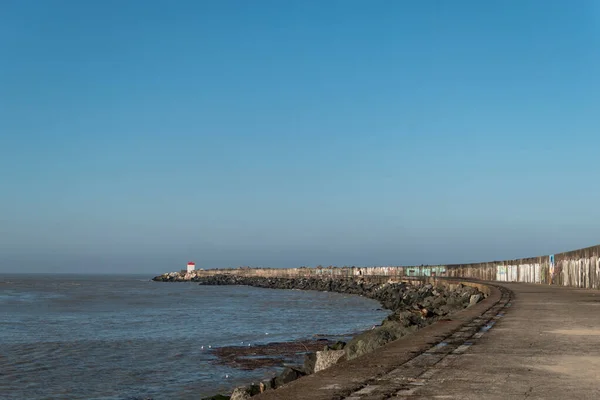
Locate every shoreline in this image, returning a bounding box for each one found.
[154,274,486,399]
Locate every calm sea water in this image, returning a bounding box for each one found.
[0,274,388,399]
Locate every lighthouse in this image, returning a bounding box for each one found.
[186,262,196,273]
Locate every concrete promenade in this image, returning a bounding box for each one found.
[412,283,600,400]
[256,282,600,399]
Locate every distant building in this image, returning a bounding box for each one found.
[187,262,196,273]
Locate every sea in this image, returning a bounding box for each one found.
[0,274,389,400]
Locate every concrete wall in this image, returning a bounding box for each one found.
[444,244,600,289]
[188,244,600,289]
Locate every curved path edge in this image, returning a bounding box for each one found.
[255,279,512,400]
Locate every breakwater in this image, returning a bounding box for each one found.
[154,243,600,289]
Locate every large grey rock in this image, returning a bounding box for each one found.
[271,367,306,389]
[436,304,452,315]
[303,352,317,375]
[314,350,346,373]
[230,387,250,400]
[345,323,417,360]
[230,384,261,400]
[384,310,420,327]
[326,340,346,351]
[469,294,483,306]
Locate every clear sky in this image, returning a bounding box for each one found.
[1,1,599,274]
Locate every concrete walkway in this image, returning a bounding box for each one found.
[409,283,600,400]
[256,283,600,399]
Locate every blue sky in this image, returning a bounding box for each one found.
[1,1,599,274]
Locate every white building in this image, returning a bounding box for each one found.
[187,262,196,273]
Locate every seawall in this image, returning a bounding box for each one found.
[156,243,600,289]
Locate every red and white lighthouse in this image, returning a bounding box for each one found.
[186,262,196,273]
